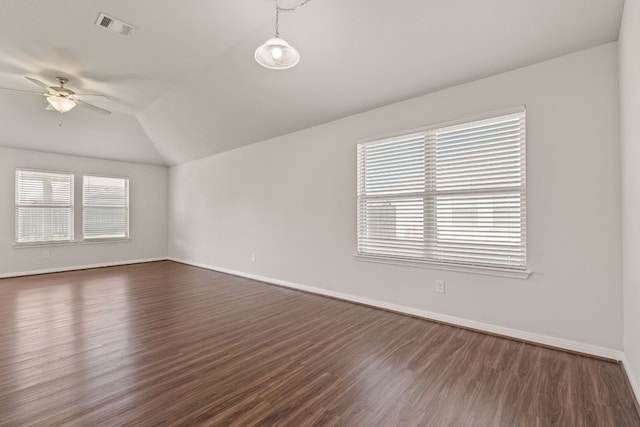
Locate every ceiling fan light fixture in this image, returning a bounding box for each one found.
[47,95,76,113]
[255,37,300,70]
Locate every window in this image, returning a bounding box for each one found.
[15,169,74,244]
[357,109,526,271]
[83,175,129,240]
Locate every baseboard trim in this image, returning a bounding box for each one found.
[622,355,640,417]
[168,257,624,362]
[0,257,168,279]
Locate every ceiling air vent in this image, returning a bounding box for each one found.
[95,13,136,37]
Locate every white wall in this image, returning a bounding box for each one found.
[169,43,622,352]
[0,147,168,275]
[620,0,640,398]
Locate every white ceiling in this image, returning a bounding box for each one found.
[0,0,625,166]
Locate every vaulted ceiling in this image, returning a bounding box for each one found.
[0,0,625,166]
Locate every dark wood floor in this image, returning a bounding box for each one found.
[0,261,638,426]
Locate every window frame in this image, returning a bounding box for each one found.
[14,168,75,246]
[81,174,131,242]
[355,107,530,279]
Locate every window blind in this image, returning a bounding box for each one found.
[15,169,74,243]
[83,175,129,239]
[357,110,526,270]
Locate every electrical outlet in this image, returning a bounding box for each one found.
[435,279,445,294]
[251,253,256,263]
[43,251,50,259]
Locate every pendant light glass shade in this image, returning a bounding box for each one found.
[47,95,76,113]
[255,37,300,70]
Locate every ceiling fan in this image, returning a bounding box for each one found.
[0,76,111,115]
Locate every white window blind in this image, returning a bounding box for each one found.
[357,110,526,270]
[83,175,129,240]
[15,169,74,243]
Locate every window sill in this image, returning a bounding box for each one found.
[13,238,132,248]
[81,238,131,245]
[354,253,531,279]
[13,241,77,249]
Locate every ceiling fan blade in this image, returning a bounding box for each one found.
[75,99,111,115]
[25,76,51,89]
[74,94,111,102]
[0,87,46,95]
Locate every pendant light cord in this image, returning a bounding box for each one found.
[278,0,312,12]
[274,0,312,37]
[275,0,280,37]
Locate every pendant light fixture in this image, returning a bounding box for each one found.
[255,0,311,70]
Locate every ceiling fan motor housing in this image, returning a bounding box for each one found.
[52,87,74,96]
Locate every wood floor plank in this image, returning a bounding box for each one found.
[0,260,638,426]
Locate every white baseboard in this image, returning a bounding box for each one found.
[0,257,168,279]
[168,257,624,361]
[622,355,640,410]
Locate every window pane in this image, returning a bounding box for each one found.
[83,176,129,239]
[15,169,74,243]
[358,197,425,258]
[83,207,129,239]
